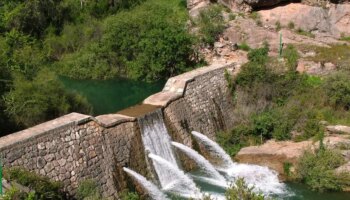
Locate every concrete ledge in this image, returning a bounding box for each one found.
[144,62,236,107]
[143,91,182,107]
[95,114,136,128]
[0,113,92,149]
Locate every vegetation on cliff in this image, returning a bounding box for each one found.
[219,44,350,156]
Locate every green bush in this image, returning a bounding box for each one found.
[283,44,299,70]
[4,167,66,200]
[225,178,265,200]
[237,42,251,51]
[196,4,225,46]
[217,125,261,156]
[76,179,101,200]
[4,69,92,127]
[324,72,350,110]
[59,0,197,81]
[2,187,27,200]
[119,191,140,200]
[297,148,350,192]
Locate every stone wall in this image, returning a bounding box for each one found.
[163,66,236,146]
[0,62,237,199]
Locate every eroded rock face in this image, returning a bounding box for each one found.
[258,3,350,38]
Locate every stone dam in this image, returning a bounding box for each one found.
[0,62,238,199]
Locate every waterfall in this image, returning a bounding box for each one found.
[125,109,289,199]
[138,109,178,189]
[138,109,177,165]
[123,167,169,200]
[138,110,201,198]
[191,131,288,195]
[148,153,201,198]
[191,131,235,169]
[171,142,227,184]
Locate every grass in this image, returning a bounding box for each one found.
[298,44,350,71]
[296,28,315,38]
[340,36,350,42]
[237,42,251,51]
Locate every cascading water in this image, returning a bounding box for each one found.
[171,142,227,186]
[191,131,235,169]
[123,167,169,200]
[138,109,201,198]
[124,110,289,199]
[148,154,201,198]
[191,131,288,196]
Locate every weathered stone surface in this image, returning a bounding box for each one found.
[327,125,350,134]
[236,135,350,178]
[258,3,350,38]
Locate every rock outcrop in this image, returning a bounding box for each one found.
[258,3,350,38]
[235,134,350,179]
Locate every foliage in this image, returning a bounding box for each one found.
[283,162,293,177]
[59,0,197,81]
[296,28,315,38]
[225,178,265,200]
[0,0,198,134]
[275,21,281,31]
[297,148,350,192]
[3,167,66,200]
[4,69,92,127]
[217,125,259,157]
[324,72,350,110]
[2,0,69,37]
[283,44,299,70]
[2,187,27,200]
[237,42,251,51]
[196,4,225,46]
[219,44,350,152]
[119,190,140,200]
[288,21,295,29]
[299,44,350,70]
[76,179,101,200]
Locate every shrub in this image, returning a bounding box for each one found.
[282,44,299,70]
[3,167,66,200]
[76,179,101,200]
[60,0,197,81]
[4,69,92,127]
[196,4,225,46]
[2,187,28,200]
[275,21,281,31]
[297,148,350,192]
[296,28,315,38]
[288,21,295,29]
[237,42,251,51]
[324,72,350,110]
[252,111,275,140]
[119,191,140,200]
[225,178,265,200]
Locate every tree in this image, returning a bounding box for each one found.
[4,69,92,127]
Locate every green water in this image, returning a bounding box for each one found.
[60,77,165,115]
[194,179,350,200]
[285,183,350,200]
